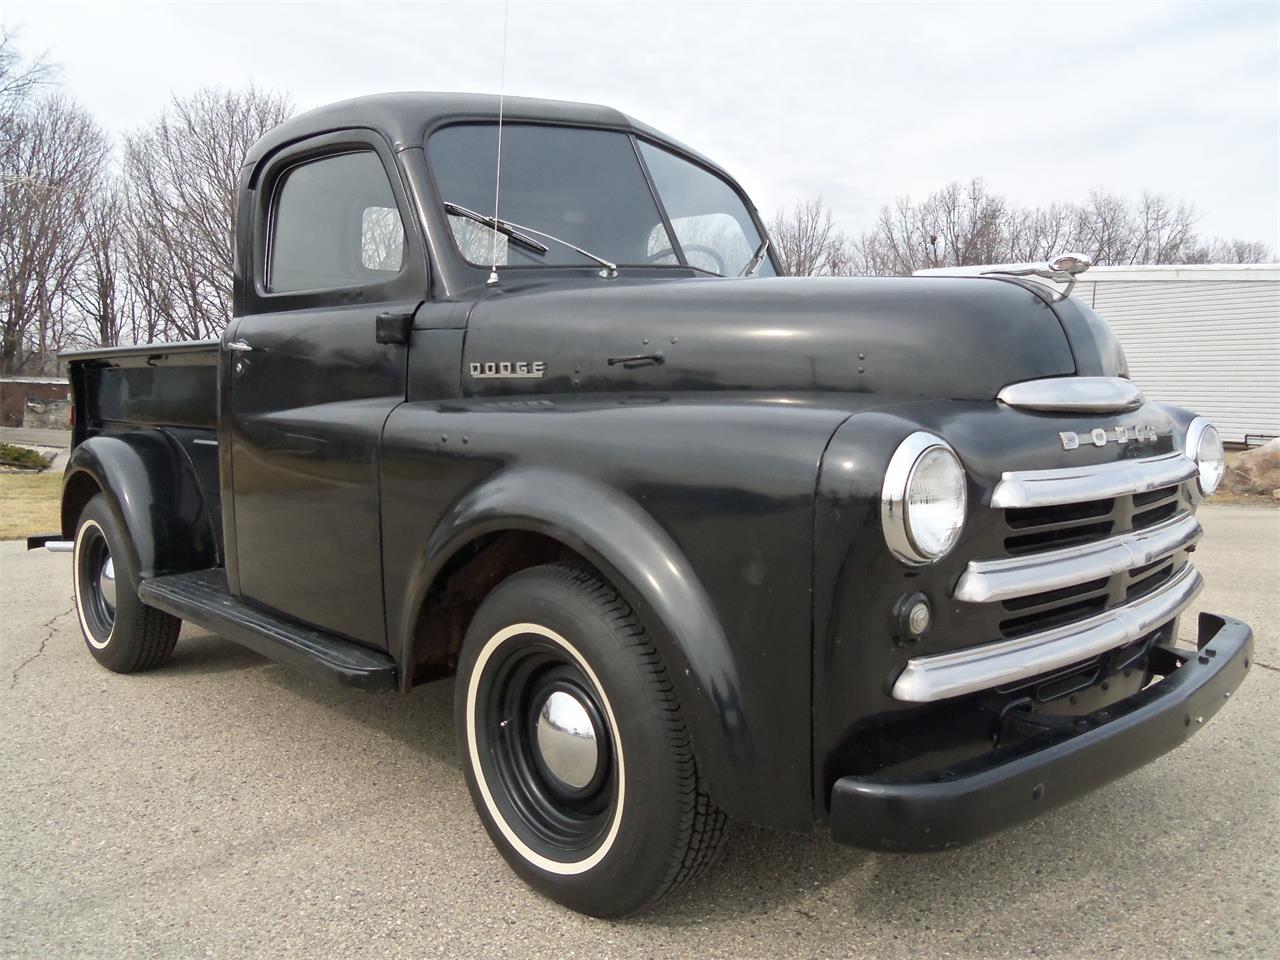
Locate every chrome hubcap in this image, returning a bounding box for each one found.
[534,689,600,790]
[98,556,116,613]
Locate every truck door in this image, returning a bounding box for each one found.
[223,132,426,648]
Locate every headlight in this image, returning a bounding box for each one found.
[881,433,967,565]
[1186,417,1224,496]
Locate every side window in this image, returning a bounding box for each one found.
[268,151,406,293]
[638,141,775,277]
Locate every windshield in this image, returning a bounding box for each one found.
[428,123,773,277]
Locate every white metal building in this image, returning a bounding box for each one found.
[917,264,1280,445]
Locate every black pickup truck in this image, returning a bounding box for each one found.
[32,93,1253,917]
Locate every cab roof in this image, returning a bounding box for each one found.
[243,91,728,181]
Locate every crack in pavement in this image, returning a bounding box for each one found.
[1253,660,1280,674]
[9,596,75,689]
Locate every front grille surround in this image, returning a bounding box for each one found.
[892,453,1203,703]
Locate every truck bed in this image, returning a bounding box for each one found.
[62,339,220,434]
[62,338,223,564]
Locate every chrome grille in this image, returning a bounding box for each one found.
[1132,485,1181,529]
[986,469,1194,639]
[894,453,1203,703]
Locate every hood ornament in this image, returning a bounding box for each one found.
[982,252,1093,297]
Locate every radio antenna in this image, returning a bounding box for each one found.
[487,0,511,286]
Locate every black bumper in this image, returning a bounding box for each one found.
[830,612,1254,851]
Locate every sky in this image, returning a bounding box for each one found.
[4,0,1278,248]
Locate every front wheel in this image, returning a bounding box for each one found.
[455,563,726,917]
[73,493,181,673]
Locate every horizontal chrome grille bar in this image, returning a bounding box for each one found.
[998,376,1144,413]
[991,452,1197,509]
[955,512,1201,603]
[893,562,1202,702]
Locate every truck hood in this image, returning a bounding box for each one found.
[462,274,1119,400]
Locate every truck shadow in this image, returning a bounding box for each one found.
[644,754,1259,929]
[162,629,269,675]
[164,628,461,763]
[159,629,1261,930]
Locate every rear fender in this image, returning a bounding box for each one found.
[61,433,219,585]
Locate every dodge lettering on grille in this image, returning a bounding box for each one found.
[1060,424,1158,450]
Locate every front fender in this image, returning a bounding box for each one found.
[396,466,752,797]
[62,433,219,584]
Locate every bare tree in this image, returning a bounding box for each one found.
[1006,202,1077,263]
[122,86,291,341]
[841,180,1010,276]
[768,198,847,276]
[822,180,1273,277]
[929,179,1009,267]
[1197,238,1274,265]
[1128,192,1198,264]
[0,28,56,128]
[1,30,64,372]
[1,92,110,373]
[4,48,293,357]
[63,180,133,349]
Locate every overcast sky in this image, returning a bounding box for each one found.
[5,1,1278,248]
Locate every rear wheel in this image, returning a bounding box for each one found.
[455,563,726,917]
[73,493,181,673]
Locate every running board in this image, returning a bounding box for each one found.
[138,569,397,691]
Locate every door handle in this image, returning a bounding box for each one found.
[606,352,664,369]
[224,340,253,353]
[375,311,415,345]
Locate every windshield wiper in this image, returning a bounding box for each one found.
[443,202,549,256]
[442,201,618,280]
[740,237,770,277]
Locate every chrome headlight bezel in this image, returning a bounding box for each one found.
[1185,416,1224,496]
[881,432,968,565]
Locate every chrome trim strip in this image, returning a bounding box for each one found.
[893,562,1202,702]
[955,512,1202,603]
[991,452,1197,509]
[44,540,74,553]
[997,376,1143,413]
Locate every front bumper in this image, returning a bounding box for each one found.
[830,612,1253,851]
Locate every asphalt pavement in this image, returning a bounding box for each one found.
[0,427,71,449]
[1,505,1277,959]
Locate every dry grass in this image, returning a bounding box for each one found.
[0,470,63,540]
